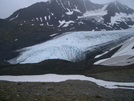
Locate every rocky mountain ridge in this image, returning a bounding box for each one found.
[6,0,134,31]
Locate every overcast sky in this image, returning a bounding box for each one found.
[0,0,134,19]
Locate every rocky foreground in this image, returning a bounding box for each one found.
[0,80,134,101]
[0,65,134,101]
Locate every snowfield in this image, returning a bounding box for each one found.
[78,4,108,23]
[111,12,134,26]
[95,36,134,66]
[0,74,134,90]
[8,29,134,64]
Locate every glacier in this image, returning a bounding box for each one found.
[8,29,134,64]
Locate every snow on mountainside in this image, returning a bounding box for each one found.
[94,36,134,66]
[6,0,134,31]
[8,29,134,64]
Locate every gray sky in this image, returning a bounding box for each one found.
[0,0,134,19]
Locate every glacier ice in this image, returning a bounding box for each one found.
[8,29,134,64]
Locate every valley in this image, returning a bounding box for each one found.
[0,0,134,100]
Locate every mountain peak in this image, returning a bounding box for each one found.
[6,0,134,31]
[114,0,120,3]
[105,0,134,16]
[113,0,125,7]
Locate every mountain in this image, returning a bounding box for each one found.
[103,1,134,29]
[6,0,134,31]
[1,0,134,64]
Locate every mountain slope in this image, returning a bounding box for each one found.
[103,1,134,30]
[0,19,59,63]
[95,36,134,66]
[6,0,134,31]
[6,0,102,30]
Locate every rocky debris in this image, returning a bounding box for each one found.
[0,80,134,101]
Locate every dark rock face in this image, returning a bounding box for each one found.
[103,1,134,23]
[6,0,134,31]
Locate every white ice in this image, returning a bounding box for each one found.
[8,29,134,64]
[0,74,134,90]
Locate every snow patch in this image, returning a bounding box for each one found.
[36,18,39,21]
[62,21,74,27]
[40,17,43,22]
[40,23,44,26]
[95,51,108,59]
[112,37,134,57]
[46,22,53,26]
[79,10,107,19]
[111,13,134,25]
[95,36,134,66]
[78,21,84,25]
[44,16,47,20]
[66,8,74,15]
[56,0,60,5]
[73,5,82,13]
[51,12,54,16]
[0,74,134,90]
[31,19,35,21]
[68,1,71,6]
[58,20,74,27]
[10,13,20,21]
[78,4,108,19]
[15,39,18,41]
[48,15,51,20]
[59,0,66,10]
[58,20,66,27]
[50,33,58,37]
